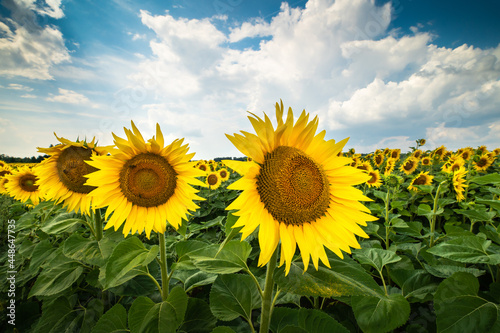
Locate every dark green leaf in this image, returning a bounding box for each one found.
[469,173,500,185]
[91,303,128,333]
[353,248,401,272]
[193,240,251,274]
[352,294,411,333]
[434,272,499,333]
[427,236,500,265]
[63,234,104,266]
[180,298,217,333]
[31,297,72,333]
[209,274,261,321]
[40,212,85,234]
[29,260,84,297]
[454,208,494,222]
[423,263,485,278]
[297,308,349,333]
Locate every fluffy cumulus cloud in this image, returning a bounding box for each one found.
[129,0,500,156]
[46,88,99,108]
[0,0,69,80]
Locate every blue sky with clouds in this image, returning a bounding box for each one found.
[1,0,500,160]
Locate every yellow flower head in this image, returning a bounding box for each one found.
[366,170,382,188]
[218,168,230,181]
[85,121,206,238]
[453,166,468,201]
[408,171,434,191]
[37,135,111,214]
[5,166,44,205]
[224,101,376,274]
[206,172,222,190]
[400,157,419,175]
[390,149,401,160]
[373,153,385,168]
[474,153,494,172]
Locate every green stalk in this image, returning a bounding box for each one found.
[159,232,169,301]
[384,189,391,250]
[94,208,103,241]
[259,249,278,333]
[430,181,445,248]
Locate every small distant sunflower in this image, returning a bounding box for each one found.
[383,148,391,156]
[453,166,468,202]
[493,148,500,156]
[225,101,376,274]
[432,145,446,159]
[0,177,9,193]
[206,172,222,190]
[0,161,7,168]
[350,155,361,167]
[442,157,464,174]
[373,153,384,168]
[390,149,401,160]
[412,149,423,159]
[197,162,209,173]
[356,161,372,173]
[408,171,433,191]
[366,170,382,188]
[0,166,12,178]
[477,145,488,154]
[417,139,426,146]
[37,135,111,214]
[400,157,419,175]
[460,148,474,161]
[218,168,230,181]
[421,156,431,166]
[384,158,396,176]
[85,122,205,237]
[5,166,43,205]
[474,154,494,172]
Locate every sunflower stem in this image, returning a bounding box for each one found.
[384,189,391,250]
[259,248,278,333]
[94,208,103,241]
[430,181,445,248]
[159,232,169,301]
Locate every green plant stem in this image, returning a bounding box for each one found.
[385,189,391,250]
[159,232,169,301]
[94,209,103,241]
[378,269,388,296]
[246,268,264,298]
[146,272,162,296]
[259,248,278,333]
[430,181,445,248]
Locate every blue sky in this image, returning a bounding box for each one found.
[1,0,500,160]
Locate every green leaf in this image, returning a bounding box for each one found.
[297,308,349,333]
[29,240,55,274]
[423,263,485,278]
[353,248,401,272]
[210,328,237,333]
[40,212,85,234]
[29,260,84,297]
[427,236,500,265]
[352,294,411,333]
[180,298,217,333]
[390,269,438,301]
[469,173,500,185]
[270,307,299,333]
[91,304,128,333]
[209,274,261,321]
[454,208,494,222]
[128,297,155,333]
[274,255,383,298]
[476,198,500,212]
[193,240,251,274]
[31,297,72,333]
[434,272,499,333]
[101,236,158,289]
[63,234,104,266]
[417,204,443,221]
[184,271,217,292]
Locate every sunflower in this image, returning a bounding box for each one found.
[85,121,206,238]
[36,135,111,214]
[421,156,431,166]
[0,177,9,193]
[408,171,433,191]
[460,148,474,161]
[432,145,446,159]
[477,145,488,154]
[366,170,382,188]
[390,149,401,160]
[400,157,419,175]
[383,148,391,156]
[494,148,500,156]
[224,101,376,274]
[372,153,384,168]
[384,158,396,176]
[218,168,230,181]
[0,166,12,178]
[442,157,464,174]
[474,154,494,172]
[197,162,209,173]
[356,161,372,173]
[418,139,426,146]
[412,149,423,159]
[206,172,222,190]
[453,166,468,202]
[5,166,43,205]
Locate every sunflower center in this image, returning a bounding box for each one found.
[414,175,427,185]
[57,146,97,193]
[220,170,227,178]
[207,174,219,186]
[368,172,377,184]
[19,174,39,192]
[404,161,415,170]
[119,153,177,207]
[256,146,330,226]
[375,155,383,164]
[477,158,487,167]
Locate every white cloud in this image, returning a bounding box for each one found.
[0,0,69,80]
[46,88,97,107]
[2,83,33,91]
[20,93,37,98]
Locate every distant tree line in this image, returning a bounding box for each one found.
[0,154,48,163]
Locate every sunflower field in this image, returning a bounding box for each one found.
[1,102,500,333]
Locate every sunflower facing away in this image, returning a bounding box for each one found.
[5,166,44,206]
[453,166,468,201]
[224,101,376,274]
[85,122,206,238]
[37,135,110,214]
[408,171,434,191]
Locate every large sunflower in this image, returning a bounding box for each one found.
[5,166,43,205]
[474,154,494,172]
[224,102,376,274]
[37,135,111,214]
[85,122,205,238]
